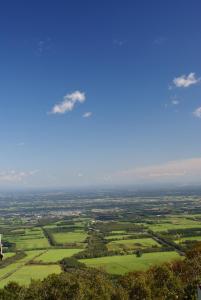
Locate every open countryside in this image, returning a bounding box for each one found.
[1,192,201,286]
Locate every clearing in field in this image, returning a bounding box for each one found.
[53,231,87,245]
[80,251,180,274]
[0,265,61,287]
[107,238,161,251]
[34,248,81,263]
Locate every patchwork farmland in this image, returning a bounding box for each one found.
[1,192,201,286]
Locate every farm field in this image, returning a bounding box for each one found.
[4,228,50,250]
[34,248,81,263]
[148,223,201,232]
[1,192,201,290]
[107,238,161,251]
[105,234,132,240]
[0,250,44,280]
[147,216,201,232]
[175,236,201,243]
[111,231,127,234]
[3,253,15,259]
[0,265,61,287]
[53,231,87,244]
[80,251,180,274]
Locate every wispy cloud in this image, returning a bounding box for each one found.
[172,100,179,105]
[114,157,201,183]
[173,73,200,88]
[113,39,127,47]
[17,142,25,146]
[83,112,92,118]
[50,91,86,114]
[193,107,201,118]
[36,38,51,55]
[153,36,167,45]
[170,95,180,106]
[0,170,38,183]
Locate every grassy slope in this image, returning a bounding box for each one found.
[34,248,82,263]
[0,250,44,280]
[105,234,132,240]
[53,232,87,244]
[107,238,161,251]
[148,216,201,232]
[0,265,61,286]
[175,236,201,243]
[80,251,180,274]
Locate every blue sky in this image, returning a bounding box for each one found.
[1,0,201,188]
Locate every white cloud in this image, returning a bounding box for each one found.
[193,107,201,118]
[114,157,201,183]
[0,170,38,183]
[51,91,86,114]
[173,73,200,88]
[83,112,92,118]
[172,100,179,105]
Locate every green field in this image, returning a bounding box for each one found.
[3,253,15,260]
[34,248,81,263]
[80,251,180,274]
[105,234,132,240]
[0,250,44,282]
[53,231,87,244]
[0,265,61,287]
[0,213,199,286]
[111,230,127,234]
[4,228,50,250]
[148,216,201,232]
[107,238,160,251]
[175,236,201,243]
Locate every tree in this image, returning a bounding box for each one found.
[147,264,184,300]
[119,271,151,300]
[60,257,86,271]
[0,282,25,300]
[136,250,142,258]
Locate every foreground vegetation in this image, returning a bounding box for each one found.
[1,244,201,299]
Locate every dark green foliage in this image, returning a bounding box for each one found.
[147,265,184,299]
[135,250,142,257]
[119,272,151,300]
[60,257,86,271]
[0,270,121,300]
[42,227,56,246]
[74,232,112,259]
[0,282,25,300]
